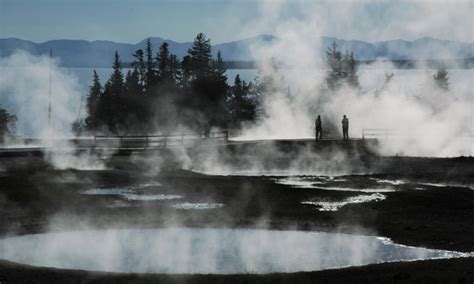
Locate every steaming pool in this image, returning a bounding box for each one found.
[0,228,468,274]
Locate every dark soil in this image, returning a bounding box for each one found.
[0,141,473,283]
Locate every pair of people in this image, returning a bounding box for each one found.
[315,115,349,140]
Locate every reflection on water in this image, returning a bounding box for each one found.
[275,177,396,192]
[0,228,468,274]
[123,194,182,201]
[302,193,386,211]
[82,187,131,195]
[82,184,181,201]
[275,177,327,188]
[172,203,225,210]
[372,178,405,185]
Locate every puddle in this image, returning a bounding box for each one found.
[172,203,224,210]
[372,178,405,185]
[417,182,474,191]
[275,177,327,188]
[302,193,386,211]
[419,182,449,188]
[312,186,396,193]
[124,194,182,201]
[82,184,181,201]
[276,178,395,193]
[0,228,468,274]
[82,187,132,196]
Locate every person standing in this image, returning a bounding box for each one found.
[315,115,322,140]
[342,115,349,140]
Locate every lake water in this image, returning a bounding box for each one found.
[63,67,258,91]
[0,228,467,274]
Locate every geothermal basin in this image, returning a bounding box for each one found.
[0,228,468,274]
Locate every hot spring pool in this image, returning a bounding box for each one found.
[0,228,467,274]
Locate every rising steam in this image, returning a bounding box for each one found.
[237,0,473,157]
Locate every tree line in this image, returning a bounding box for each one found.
[75,33,258,136]
[1,37,451,142]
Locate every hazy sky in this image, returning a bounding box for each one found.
[0,0,472,43]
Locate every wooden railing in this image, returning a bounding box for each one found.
[92,130,229,149]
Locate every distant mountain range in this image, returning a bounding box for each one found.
[0,35,472,68]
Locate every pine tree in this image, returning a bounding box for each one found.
[122,68,144,132]
[0,106,16,143]
[85,70,102,131]
[212,50,227,83]
[157,42,171,82]
[181,34,223,130]
[180,55,193,88]
[132,49,146,88]
[102,51,125,132]
[144,38,157,88]
[169,54,181,84]
[433,66,449,91]
[325,41,343,91]
[227,74,256,128]
[187,33,212,79]
[325,41,359,90]
[342,51,359,88]
[208,50,229,127]
[107,51,124,96]
[125,68,141,96]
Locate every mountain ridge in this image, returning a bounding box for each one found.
[1,35,472,67]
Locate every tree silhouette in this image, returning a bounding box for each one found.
[85,70,102,131]
[144,38,157,88]
[227,74,257,128]
[101,51,125,132]
[157,42,172,82]
[80,33,268,136]
[132,49,146,89]
[0,106,16,143]
[187,33,212,79]
[433,66,449,91]
[325,41,359,90]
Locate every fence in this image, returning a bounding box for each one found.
[92,130,229,149]
[362,129,397,140]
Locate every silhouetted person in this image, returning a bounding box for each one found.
[315,115,322,140]
[342,115,349,140]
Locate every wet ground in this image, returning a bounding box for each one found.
[0,151,473,282]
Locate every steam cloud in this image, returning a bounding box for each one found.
[0,51,111,169]
[0,51,82,137]
[237,0,474,157]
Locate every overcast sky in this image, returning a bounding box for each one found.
[1,0,472,44]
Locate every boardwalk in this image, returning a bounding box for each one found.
[0,131,229,157]
[0,137,378,158]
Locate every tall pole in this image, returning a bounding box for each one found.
[48,49,52,131]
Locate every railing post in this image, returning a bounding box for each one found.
[164,136,167,148]
[224,130,228,143]
[181,134,184,145]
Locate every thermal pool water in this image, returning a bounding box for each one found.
[0,228,468,274]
